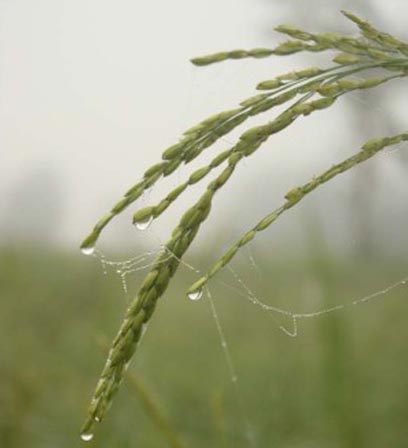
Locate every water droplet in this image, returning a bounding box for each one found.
[134,216,153,231]
[188,289,203,301]
[81,246,95,256]
[80,432,94,442]
[94,416,101,423]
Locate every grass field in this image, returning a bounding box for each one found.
[1,245,407,447]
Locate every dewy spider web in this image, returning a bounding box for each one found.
[94,249,174,296]
[85,233,408,447]
[225,264,408,338]
[90,238,408,340]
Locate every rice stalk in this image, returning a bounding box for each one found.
[80,12,407,440]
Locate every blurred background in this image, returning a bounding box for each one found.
[1,0,407,447]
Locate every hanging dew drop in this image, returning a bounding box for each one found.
[188,289,203,301]
[134,215,153,231]
[80,432,94,442]
[81,246,95,256]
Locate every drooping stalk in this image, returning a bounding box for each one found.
[80,12,408,440]
[187,132,408,296]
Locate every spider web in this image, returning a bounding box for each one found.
[83,226,407,448]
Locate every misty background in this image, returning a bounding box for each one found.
[1,2,408,447]
[1,0,407,258]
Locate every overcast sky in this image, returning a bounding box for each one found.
[1,0,407,257]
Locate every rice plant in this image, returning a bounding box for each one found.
[79,11,407,441]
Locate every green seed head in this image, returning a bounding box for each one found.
[144,162,165,178]
[162,143,185,160]
[333,53,361,65]
[189,167,211,184]
[256,79,283,90]
[187,277,208,297]
[274,24,313,41]
[273,40,307,55]
[191,52,229,66]
[240,93,268,107]
[249,48,274,58]
[132,207,155,225]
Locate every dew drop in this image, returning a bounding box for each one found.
[81,246,95,256]
[188,289,203,301]
[80,432,94,442]
[134,216,153,231]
